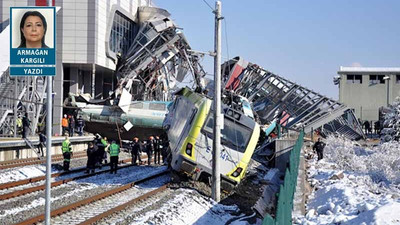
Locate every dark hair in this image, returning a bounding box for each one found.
[19,11,47,48]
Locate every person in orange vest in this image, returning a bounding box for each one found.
[62,114,69,136]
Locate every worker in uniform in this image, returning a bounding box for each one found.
[130,137,142,165]
[102,137,110,164]
[85,142,97,174]
[62,114,69,136]
[108,140,120,174]
[146,136,155,165]
[313,138,326,161]
[62,136,72,171]
[154,136,162,164]
[76,116,85,136]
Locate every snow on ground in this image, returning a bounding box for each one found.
[0,164,47,184]
[295,136,400,225]
[129,188,251,225]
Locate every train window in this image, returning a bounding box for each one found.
[203,115,252,153]
[167,98,196,150]
[149,103,166,111]
[131,102,143,109]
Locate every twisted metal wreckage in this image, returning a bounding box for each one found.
[68,7,364,141]
[67,7,206,139]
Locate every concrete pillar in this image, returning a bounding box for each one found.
[69,66,79,94]
[95,69,104,99]
[83,70,92,95]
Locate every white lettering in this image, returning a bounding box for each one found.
[17,49,48,56]
[20,58,45,64]
[23,68,43,75]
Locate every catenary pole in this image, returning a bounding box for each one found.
[212,0,222,202]
[45,1,53,224]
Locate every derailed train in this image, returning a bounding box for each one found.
[163,88,260,191]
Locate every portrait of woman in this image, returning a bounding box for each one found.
[18,11,49,48]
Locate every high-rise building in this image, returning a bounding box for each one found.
[0,0,152,135]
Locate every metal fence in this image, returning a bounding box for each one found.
[263,130,304,225]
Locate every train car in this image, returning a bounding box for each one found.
[75,100,171,140]
[163,88,260,191]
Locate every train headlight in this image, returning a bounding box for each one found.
[231,167,243,177]
[185,143,193,156]
[227,110,233,116]
[233,113,241,120]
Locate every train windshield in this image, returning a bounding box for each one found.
[203,115,252,153]
[167,97,197,151]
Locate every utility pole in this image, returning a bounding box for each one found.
[45,1,53,224]
[212,0,222,202]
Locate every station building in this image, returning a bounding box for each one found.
[336,67,400,122]
[0,0,152,135]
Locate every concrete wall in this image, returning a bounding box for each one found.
[275,138,297,173]
[59,0,149,70]
[0,140,90,161]
[339,73,400,121]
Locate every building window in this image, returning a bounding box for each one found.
[396,75,400,84]
[109,11,138,55]
[369,75,385,84]
[346,75,362,84]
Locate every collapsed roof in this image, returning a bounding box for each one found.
[113,7,205,113]
[221,57,365,140]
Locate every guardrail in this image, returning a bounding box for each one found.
[263,130,304,225]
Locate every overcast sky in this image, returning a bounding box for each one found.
[155,0,400,99]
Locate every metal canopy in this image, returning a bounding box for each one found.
[114,7,205,103]
[223,58,365,140]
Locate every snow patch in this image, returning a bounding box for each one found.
[296,136,400,225]
[0,165,46,184]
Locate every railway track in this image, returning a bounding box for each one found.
[0,158,137,200]
[0,152,87,170]
[0,155,160,199]
[16,170,170,225]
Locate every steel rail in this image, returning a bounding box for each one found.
[79,184,169,225]
[0,157,157,200]
[0,155,156,190]
[15,170,169,225]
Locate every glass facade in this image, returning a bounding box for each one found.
[109,11,138,55]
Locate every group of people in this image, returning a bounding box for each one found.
[60,128,170,172]
[362,120,381,135]
[85,134,120,174]
[62,114,85,137]
[130,135,169,166]
[61,134,120,174]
